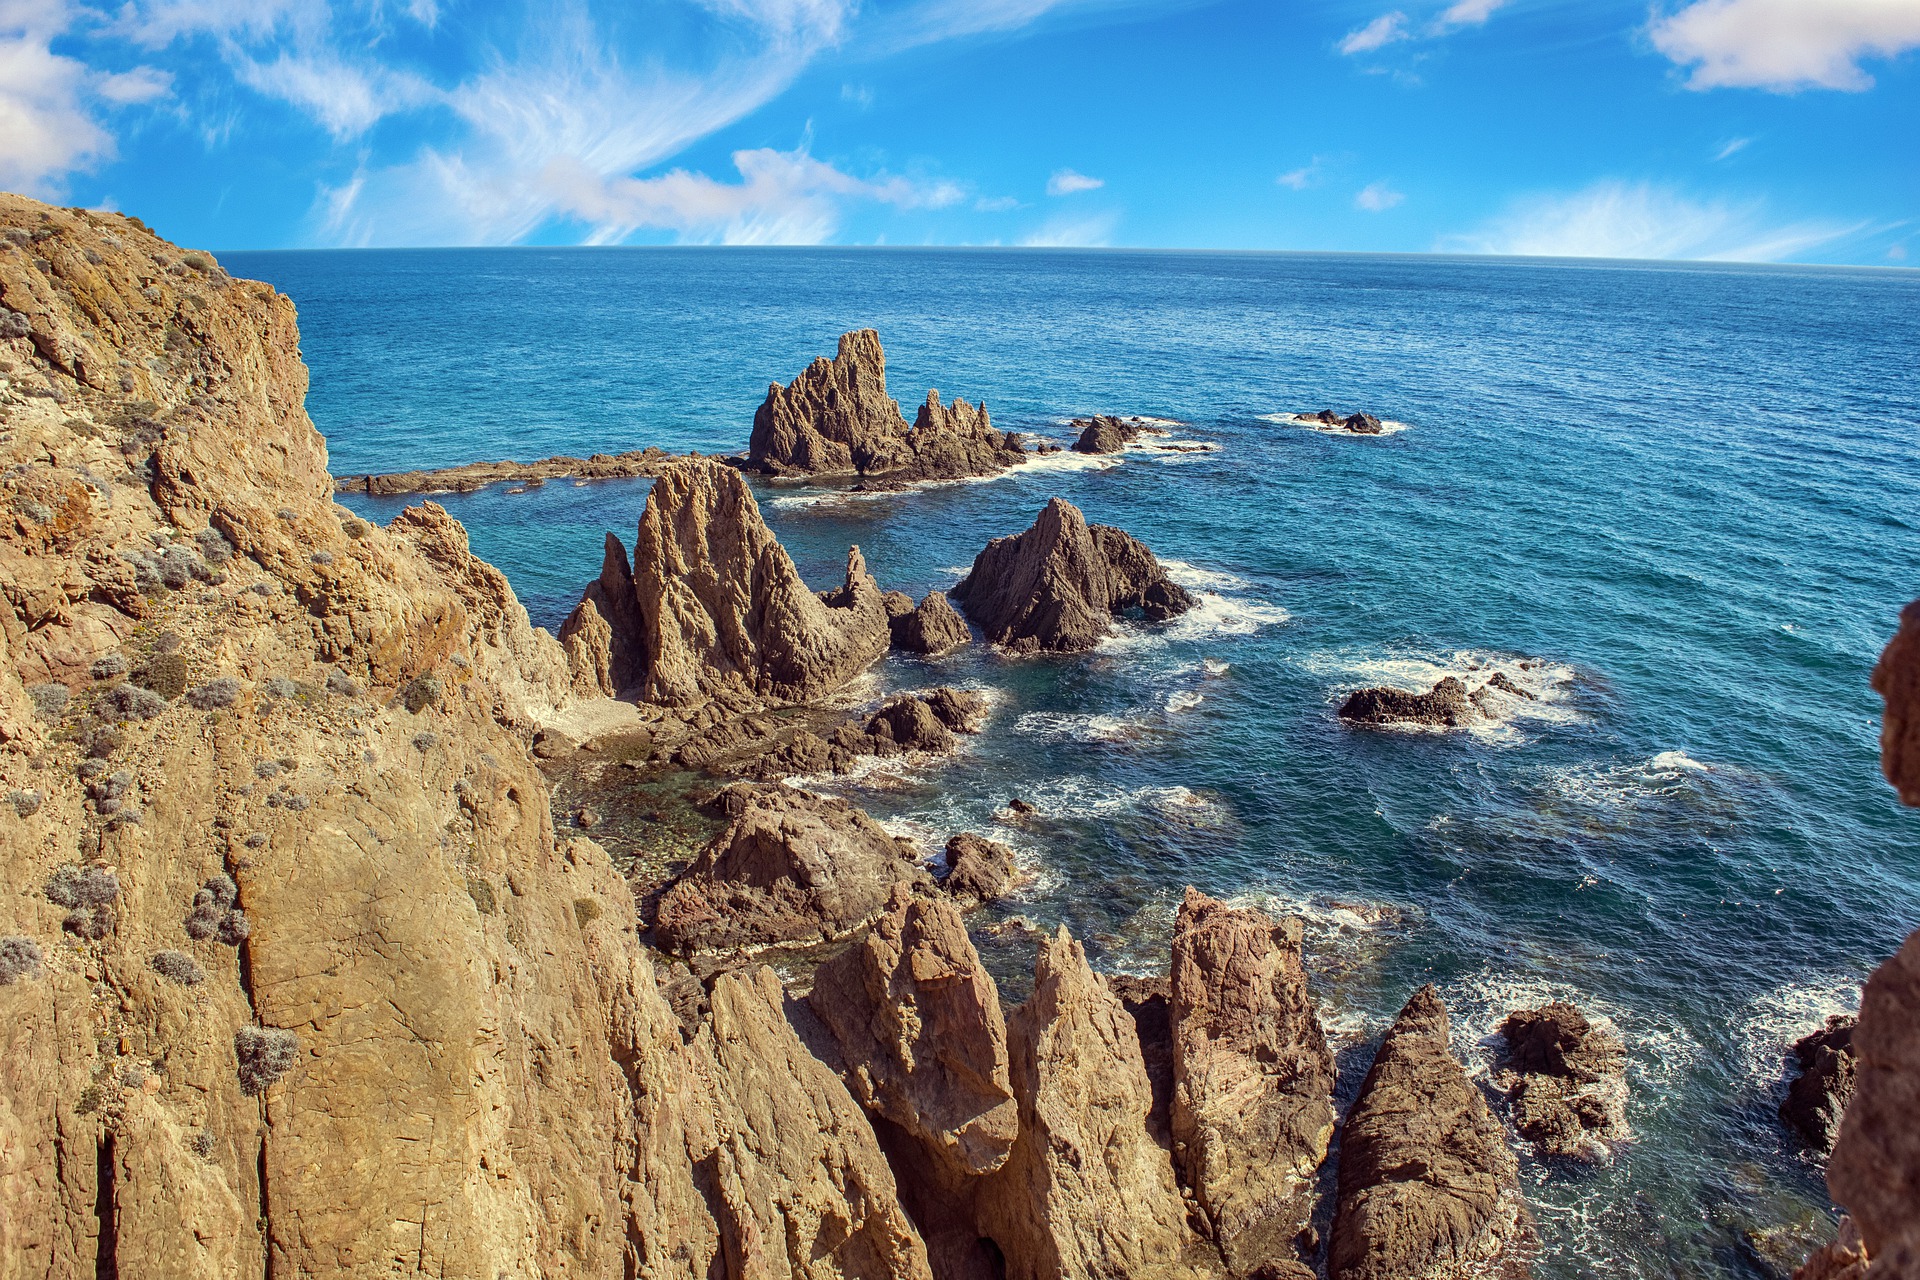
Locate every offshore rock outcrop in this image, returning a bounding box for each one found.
[560,459,891,707]
[1169,888,1336,1280]
[745,686,991,779]
[951,498,1195,653]
[1781,1015,1857,1155]
[1494,1002,1629,1162]
[976,926,1219,1279]
[941,833,1021,908]
[1331,986,1533,1280]
[336,446,675,496]
[1299,410,1385,435]
[1071,416,1148,454]
[652,783,931,954]
[1338,677,1479,728]
[887,589,973,656]
[747,329,1027,481]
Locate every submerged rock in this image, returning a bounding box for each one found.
[653,783,930,953]
[1781,1015,1857,1154]
[560,459,890,707]
[1338,677,1480,728]
[809,887,1019,1180]
[1071,416,1146,454]
[950,498,1195,653]
[747,329,1027,481]
[1494,1001,1629,1162]
[888,590,972,656]
[1170,888,1336,1279]
[1331,986,1533,1280]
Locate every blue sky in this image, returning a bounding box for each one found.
[5,0,1917,261]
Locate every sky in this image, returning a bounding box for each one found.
[3,0,1917,262]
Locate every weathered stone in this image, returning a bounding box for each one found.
[1071,416,1145,454]
[336,446,674,496]
[891,591,972,656]
[941,833,1020,908]
[1338,678,1480,728]
[1330,986,1533,1280]
[951,498,1195,653]
[1494,1002,1629,1162]
[1825,929,1920,1273]
[866,696,957,755]
[1780,1015,1857,1154]
[1872,600,1920,804]
[1170,888,1335,1278]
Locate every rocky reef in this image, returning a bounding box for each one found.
[1495,1002,1629,1162]
[335,446,676,495]
[951,497,1195,653]
[1071,415,1151,454]
[1338,670,1536,729]
[1297,410,1385,435]
[746,328,1028,482]
[1782,1015,1858,1155]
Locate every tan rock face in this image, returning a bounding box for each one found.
[561,460,890,709]
[977,926,1216,1280]
[746,329,1025,481]
[1169,888,1335,1279]
[1872,600,1920,805]
[809,887,1019,1180]
[889,590,972,656]
[951,498,1195,654]
[1330,986,1532,1280]
[1825,929,1920,1274]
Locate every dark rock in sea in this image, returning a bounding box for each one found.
[1485,670,1535,700]
[1338,677,1481,728]
[1298,410,1385,435]
[889,590,972,656]
[950,497,1196,653]
[1071,415,1145,454]
[810,886,1019,1180]
[652,782,930,953]
[1823,927,1920,1274]
[739,687,989,780]
[1781,1014,1858,1154]
[941,832,1020,908]
[923,685,990,733]
[1331,985,1534,1280]
[746,328,1027,481]
[559,459,890,707]
[1006,797,1036,815]
[1171,887,1336,1279]
[1494,1001,1629,1162]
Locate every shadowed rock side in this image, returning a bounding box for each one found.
[747,329,1027,481]
[976,927,1220,1280]
[951,498,1195,654]
[1494,1002,1629,1162]
[1170,888,1336,1280]
[653,783,931,954]
[941,833,1021,908]
[560,459,890,708]
[1331,986,1533,1280]
[887,590,973,656]
[1822,930,1920,1276]
[1872,600,1920,805]
[1781,1015,1857,1155]
[1071,416,1147,454]
[809,888,1019,1181]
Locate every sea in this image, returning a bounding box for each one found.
[223,246,1920,1279]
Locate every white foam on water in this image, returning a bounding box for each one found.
[1258,411,1413,437]
[1165,689,1204,714]
[1202,657,1231,676]
[1097,590,1291,654]
[1735,976,1862,1096]
[1300,646,1581,741]
[1014,710,1152,744]
[1158,558,1252,592]
[1018,775,1232,827]
[1534,751,1722,810]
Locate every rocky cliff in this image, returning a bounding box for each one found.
[746,329,1028,481]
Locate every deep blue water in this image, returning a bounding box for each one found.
[225,246,1920,1279]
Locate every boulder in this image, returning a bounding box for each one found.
[809,887,1019,1180]
[1494,1002,1629,1162]
[1338,677,1481,729]
[866,696,957,755]
[560,459,891,708]
[950,498,1195,653]
[747,329,1026,480]
[1170,888,1336,1278]
[1071,416,1144,455]
[891,590,972,656]
[941,833,1021,908]
[924,685,991,733]
[1341,413,1384,434]
[976,927,1217,1279]
[1781,1015,1857,1154]
[1330,986,1533,1280]
[653,783,931,953]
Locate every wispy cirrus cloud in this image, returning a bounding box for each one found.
[1338,11,1408,54]
[0,0,174,195]
[1046,167,1103,195]
[1339,0,1510,56]
[1020,209,1119,246]
[1441,179,1863,261]
[1650,0,1920,92]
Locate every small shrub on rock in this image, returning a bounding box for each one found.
[466,877,497,915]
[184,874,249,944]
[46,864,120,910]
[343,518,369,540]
[185,677,242,710]
[90,653,129,679]
[412,732,437,752]
[76,758,109,782]
[151,950,205,985]
[27,682,69,721]
[193,527,233,564]
[0,936,43,984]
[402,676,441,714]
[84,725,121,758]
[245,832,267,848]
[89,768,136,814]
[249,581,276,596]
[157,547,201,589]
[8,789,41,817]
[189,1130,216,1159]
[264,676,295,698]
[310,550,334,566]
[573,897,601,927]
[0,309,31,340]
[254,760,282,778]
[153,631,184,655]
[325,669,361,697]
[234,1026,299,1096]
[282,794,310,812]
[97,683,163,721]
[137,652,188,700]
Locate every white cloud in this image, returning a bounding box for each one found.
[1712,136,1750,160]
[1441,179,1862,261]
[1435,0,1507,25]
[1046,167,1104,196]
[1339,11,1408,54]
[1020,210,1119,246]
[975,194,1019,211]
[1650,0,1920,92]
[234,52,436,138]
[1354,180,1403,211]
[1277,160,1321,190]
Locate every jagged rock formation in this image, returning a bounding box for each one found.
[1338,677,1479,728]
[746,686,990,779]
[653,783,931,953]
[977,927,1217,1280]
[1782,1015,1857,1154]
[1494,1002,1629,1162]
[560,459,891,707]
[941,833,1021,908]
[809,887,1019,1180]
[747,329,1027,481]
[950,498,1195,653]
[1169,888,1336,1279]
[887,590,972,656]
[1331,986,1532,1280]
[1873,600,1920,805]
[336,446,675,495]
[1298,410,1385,435]
[1071,416,1147,454]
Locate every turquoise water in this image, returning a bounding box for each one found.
[226,247,1920,1277]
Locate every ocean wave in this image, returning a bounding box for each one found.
[1533,751,1724,811]
[1014,710,1153,744]
[1258,411,1412,437]
[1098,590,1291,654]
[1734,976,1861,1098]
[1008,776,1232,827]
[1158,558,1252,592]
[1165,689,1204,713]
